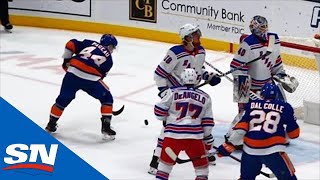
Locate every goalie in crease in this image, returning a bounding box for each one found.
[225,15,299,148]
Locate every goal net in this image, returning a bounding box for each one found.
[279,35,320,119]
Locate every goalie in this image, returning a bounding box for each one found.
[225,15,299,148]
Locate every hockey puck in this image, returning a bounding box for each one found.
[144,119,149,125]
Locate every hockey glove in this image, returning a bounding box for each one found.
[273,74,299,93]
[209,75,221,86]
[158,86,168,98]
[62,58,71,72]
[202,71,215,81]
[217,142,235,157]
[203,71,221,86]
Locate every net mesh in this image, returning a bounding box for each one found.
[280,36,320,112]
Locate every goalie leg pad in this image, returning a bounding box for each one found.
[233,74,251,103]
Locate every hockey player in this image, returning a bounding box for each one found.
[155,68,215,180]
[149,23,221,174]
[225,15,298,147]
[0,0,13,32]
[217,83,300,180]
[45,34,118,140]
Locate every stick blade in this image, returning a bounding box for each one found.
[112,105,125,116]
[165,147,177,161]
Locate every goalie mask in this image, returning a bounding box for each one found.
[249,15,268,41]
[181,68,197,85]
[179,24,202,41]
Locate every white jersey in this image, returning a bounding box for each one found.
[230,33,285,90]
[154,45,206,88]
[154,87,214,140]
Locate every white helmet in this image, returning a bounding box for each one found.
[181,68,197,85]
[179,24,201,40]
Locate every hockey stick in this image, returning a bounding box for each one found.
[204,61,261,100]
[112,105,125,116]
[165,147,215,164]
[218,35,275,78]
[212,146,276,178]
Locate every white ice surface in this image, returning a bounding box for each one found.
[0,26,319,180]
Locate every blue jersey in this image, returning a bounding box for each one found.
[232,99,300,155]
[64,39,113,81]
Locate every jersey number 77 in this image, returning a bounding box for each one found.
[176,102,203,120]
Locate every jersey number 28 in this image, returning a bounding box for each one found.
[249,110,280,133]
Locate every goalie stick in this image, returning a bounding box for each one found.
[112,105,125,116]
[212,146,276,178]
[165,147,215,164]
[218,35,275,78]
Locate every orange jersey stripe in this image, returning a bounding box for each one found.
[280,152,295,176]
[51,105,63,117]
[66,41,76,52]
[287,128,300,139]
[101,105,113,114]
[234,122,249,131]
[69,59,102,77]
[244,136,286,148]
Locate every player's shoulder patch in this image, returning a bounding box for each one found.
[170,45,185,55]
[242,34,260,46]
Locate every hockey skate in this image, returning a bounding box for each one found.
[4,23,13,33]
[148,155,159,175]
[101,117,116,141]
[45,118,58,133]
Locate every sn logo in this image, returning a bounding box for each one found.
[311,6,320,28]
[3,144,58,173]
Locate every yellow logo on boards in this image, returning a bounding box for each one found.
[129,0,157,23]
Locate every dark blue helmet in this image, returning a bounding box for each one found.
[261,83,278,99]
[100,34,118,48]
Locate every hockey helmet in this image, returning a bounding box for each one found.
[100,34,118,48]
[261,83,278,99]
[249,15,268,40]
[181,68,197,85]
[179,24,202,40]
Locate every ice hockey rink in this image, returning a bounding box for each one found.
[1,26,319,179]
